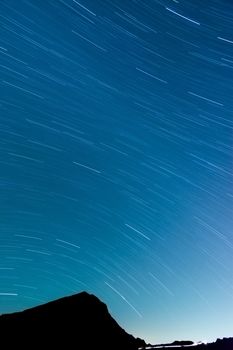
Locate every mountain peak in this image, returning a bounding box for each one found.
[0,291,145,349]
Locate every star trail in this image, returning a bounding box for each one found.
[0,0,232,344]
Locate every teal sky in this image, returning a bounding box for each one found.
[0,0,232,344]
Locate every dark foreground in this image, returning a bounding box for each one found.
[144,338,233,350]
[0,292,232,349]
[0,291,144,349]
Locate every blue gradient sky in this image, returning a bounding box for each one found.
[0,0,232,344]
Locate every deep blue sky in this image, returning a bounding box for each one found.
[0,0,232,344]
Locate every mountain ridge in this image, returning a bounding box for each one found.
[0,291,145,349]
[1,291,232,349]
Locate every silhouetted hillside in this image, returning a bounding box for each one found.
[148,337,233,350]
[195,338,233,350]
[1,292,232,349]
[0,291,145,349]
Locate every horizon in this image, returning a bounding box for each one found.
[1,289,232,345]
[0,0,232,345]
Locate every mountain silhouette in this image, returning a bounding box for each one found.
[150,338,233,349]
[149,338,233,350]
[1,292,232,349]
[0,291,145,349]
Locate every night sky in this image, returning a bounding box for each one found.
[0,0,233,344]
